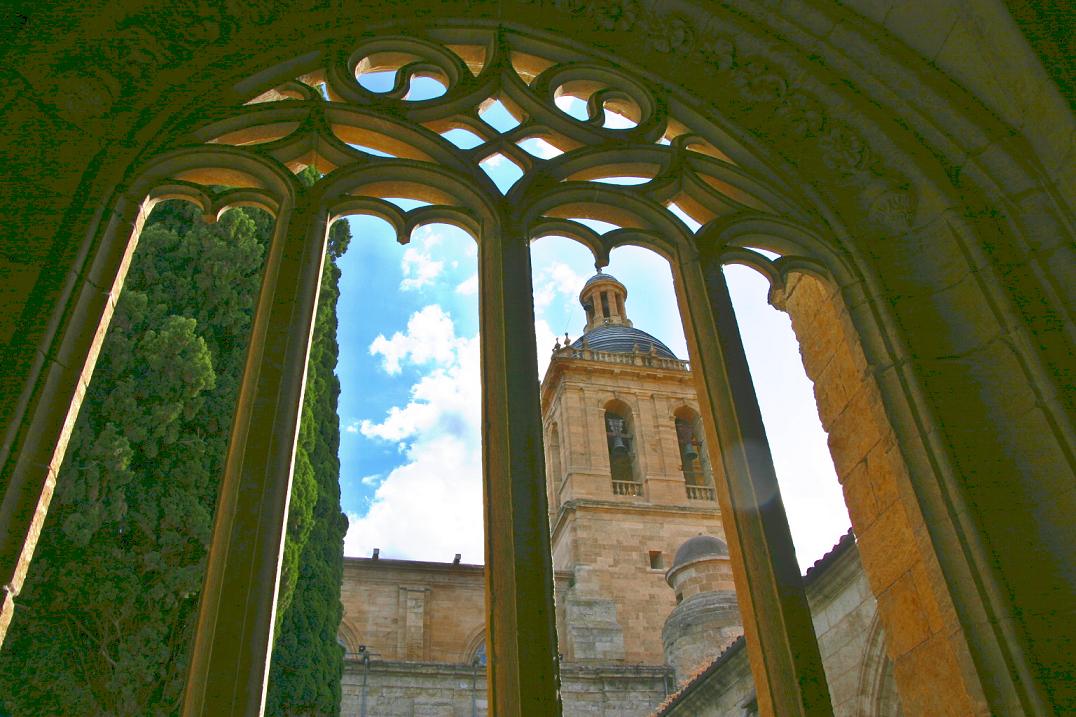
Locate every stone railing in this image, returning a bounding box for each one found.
[685,485,716,501]
[612,480,643,497]
[551,345,690,372]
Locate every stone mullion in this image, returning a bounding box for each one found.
[679,247,833,717]
[0,193,152,647]
[182,191,328,717]
[478,225,562,716]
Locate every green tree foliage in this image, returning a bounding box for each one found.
[0,195,348,716]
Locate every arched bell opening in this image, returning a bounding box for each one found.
[603,398,640,494]
[673,406,715,501]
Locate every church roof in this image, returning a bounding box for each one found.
[570,324,678,359]
[671,535,729,568]
[582,271,626,290]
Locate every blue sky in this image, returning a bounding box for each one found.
[331,73,849,572]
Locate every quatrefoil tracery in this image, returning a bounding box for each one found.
[166,31,829,290]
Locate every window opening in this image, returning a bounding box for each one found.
[554,94,589,121]
[666,202,702,232]
[3,199,277,714]
[723,264,851,569]
[588,176,651,185]
[743,246,782,261]
[478,99,521,132]
[441,128,485,150]
[345,143,396,158]
[382,197,431,210]
[404,75,447,101]
[605,410,636,488]
[479,153,524,194]
[516,136,564,159]
[564,217,619,234]
[602,104,637,129]
[31,35,870,716]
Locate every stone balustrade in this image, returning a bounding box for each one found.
[612,480,643,497]
[553,346,690,372]
[685,485,716,502]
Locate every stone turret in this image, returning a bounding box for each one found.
[662,535,742,683]
[580,272,631,330]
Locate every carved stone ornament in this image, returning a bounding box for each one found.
[524,0,916,231]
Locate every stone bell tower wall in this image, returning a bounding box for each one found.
[542,345,728,666]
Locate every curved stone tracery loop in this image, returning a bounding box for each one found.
[164,32,830,272]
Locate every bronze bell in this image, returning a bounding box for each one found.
[607,415,629,454]
[683,442,699,461]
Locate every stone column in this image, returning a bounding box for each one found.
[478,226,562,716]
[678,246,833,717]
[0,192,151,646]
[182,189,329,717]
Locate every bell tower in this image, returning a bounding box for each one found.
[541,273,728,665]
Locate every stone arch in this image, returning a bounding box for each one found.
[462,625,488,666]
[337,617,363,657]
[672,405,713,495]
[856,612,903,717]
[0,6,1069,715]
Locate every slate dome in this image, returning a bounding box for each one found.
[570,325,678,359]
[671,535,729,568]
[582,272,626,291]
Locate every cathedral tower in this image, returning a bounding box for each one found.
[541,273,728,665]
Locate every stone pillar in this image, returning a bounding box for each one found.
[0,192,151,646]
[774,272,994,716]
[678,246,833,717]
[478,226,562,716]
[182,189,329,717]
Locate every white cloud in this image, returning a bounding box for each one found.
[456,273,478,296]
[368,305,462,375]
[414,226,444,247]
[399,246,444,290]
[360,473,382,486]
[532,261,586,312]
[344,420,360,434]
[480,153,507,169]
[346,306,484,562]
[534,318,559,379]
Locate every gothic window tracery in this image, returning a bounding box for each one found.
[165,30,818,282]
[116,28,842,712]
